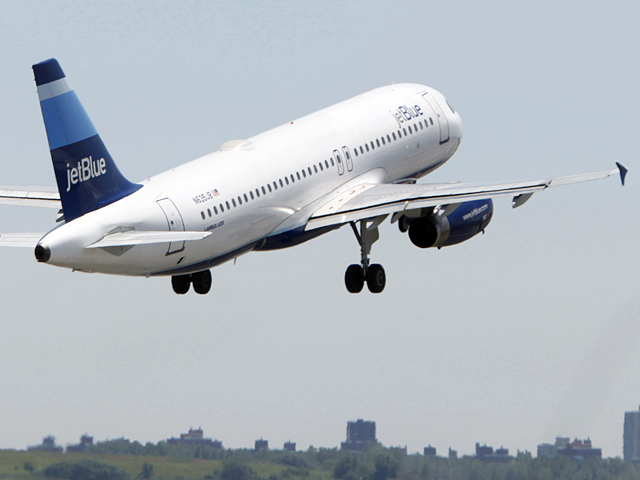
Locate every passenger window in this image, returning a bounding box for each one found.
[285,177,289,185]
[398,130,402,138]
[314,165,318,173]
[232,198,237,207]
[381,137,385,145]
[370,141,375,150]
[302,169,307,178]
[297,172,301,180]
[387,134,391,142]
[336,154,341,164]
[319,163,323,171]
[201,211,205,220]
[308,167,313,175]
[291,174,295,183]
[262,186,267,194]
[280,179,284,187]
[256,189,260,198]
[403,127,407,136]
[244,193,249,202]
[330,158,334,166]
[250,191,254,200]
[420,121,423,130]
[355,149,359,157]
[273,181,278,190]
[325,160,329,168]
[214,206,218,215]
[237,196,242,205]
[360,146,364,154]
[226,201,231,209]
[220,203,225,212]
[430,117,434,125]
[408,126,412,134]
[392,132,397,140]
[365,144,369,152]
[268,184,272,192]
[207,208,212,217]
[376,139,380,147]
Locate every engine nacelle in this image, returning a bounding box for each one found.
[408,199,493,249]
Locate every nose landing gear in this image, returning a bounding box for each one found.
[171,269,212,295]
[344,217,387,294]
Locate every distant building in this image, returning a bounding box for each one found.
[167,427,222,449]
[538,436,601,459]
[66,435,94,453]
[423,445,436,458]
[557,438,602,459]
[448,448,458,460]
[284,441,296,452]
[624,406,640,460]
[475,443,509,462]
[255,439,268,451]
[28,436,63,453]
[537,443,556,458]
[341,419,378,452]
[517,450,532,459]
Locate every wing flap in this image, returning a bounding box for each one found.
[87,230,211,248]
[306,166,622,231]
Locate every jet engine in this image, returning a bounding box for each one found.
[406,199,493,249]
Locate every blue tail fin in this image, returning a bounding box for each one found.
[33,58,141,222]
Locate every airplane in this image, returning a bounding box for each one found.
[0,58,628,295]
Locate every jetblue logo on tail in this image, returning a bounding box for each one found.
[66,156,107,192]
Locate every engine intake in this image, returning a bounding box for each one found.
[408,199,493,249]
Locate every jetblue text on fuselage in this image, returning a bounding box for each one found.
[66,156,107,192]
[392,104,423,127]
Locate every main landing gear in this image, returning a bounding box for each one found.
[344,217,387,294]
[171,269,212,295]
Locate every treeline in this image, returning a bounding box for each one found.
[76,439,640,480]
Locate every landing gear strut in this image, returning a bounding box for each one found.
[171,269,212,295]
[344,217,387,294]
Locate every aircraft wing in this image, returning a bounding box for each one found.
[0,186,61,208]
[87,230,212,248]
[305,163,627,231]
[0,233,45,247]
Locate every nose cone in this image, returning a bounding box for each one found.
[449,109,463,144]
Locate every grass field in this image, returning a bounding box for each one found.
[0,450,294,480]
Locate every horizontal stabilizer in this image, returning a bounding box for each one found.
[87,230,211,248]
[0,233,45,247]
[0,187,61,208]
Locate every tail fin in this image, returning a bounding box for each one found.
[32,58,141,222]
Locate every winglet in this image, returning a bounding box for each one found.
[616,162,628,186]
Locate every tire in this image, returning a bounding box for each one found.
[366,264,386,293]
[398,215,410,233]
[171,274,191,294]
[345,264,365,293]
[192,269,212,295]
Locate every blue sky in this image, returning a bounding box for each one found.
[0,0,638,457]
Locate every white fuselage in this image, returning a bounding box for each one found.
[39,83,463,276]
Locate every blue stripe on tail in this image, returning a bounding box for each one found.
[33,59,141,222]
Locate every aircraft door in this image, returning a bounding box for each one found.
[157,197,186,255]
[333,149,345,175]
[342,146,354,172]
[422,93,450,144]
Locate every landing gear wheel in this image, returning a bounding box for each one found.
[171,274,191,294]
[192,269,212,295]
[345,264,365,293]
[398,215,410,233]
[366,264,386,293]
